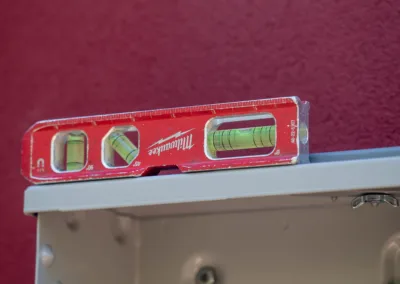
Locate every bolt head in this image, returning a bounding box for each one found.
[196,266,216,284]
[40,245,54,268]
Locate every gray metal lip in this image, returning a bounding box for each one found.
[310,146,400,163]
[24,147,400,215]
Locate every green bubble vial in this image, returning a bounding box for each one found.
[207,125,276,156]
[66,133,86,171]
[107,132,138,165]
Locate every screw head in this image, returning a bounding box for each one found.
[40,245,54,268]
[196,266,216,284]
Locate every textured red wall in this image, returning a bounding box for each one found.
[1,0,400,282]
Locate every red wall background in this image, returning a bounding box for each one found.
[1,0,400,282]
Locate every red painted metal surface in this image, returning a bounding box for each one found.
[21,97,309,184]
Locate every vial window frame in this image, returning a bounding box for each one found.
[50,130,89,173]
[204,113,277,161]
[101,125,140,169]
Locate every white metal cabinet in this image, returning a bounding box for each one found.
[24,147,400,284]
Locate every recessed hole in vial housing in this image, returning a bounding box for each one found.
[51,130,88,172]
[205,113,276,160]
[102,126,139,168]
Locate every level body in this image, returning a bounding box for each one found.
[21,96,309,184]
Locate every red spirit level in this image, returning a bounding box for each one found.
[21,96,310,184]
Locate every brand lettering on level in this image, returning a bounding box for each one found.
[148,129,195,156]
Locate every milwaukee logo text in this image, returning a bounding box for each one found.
[148,129,194,156]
